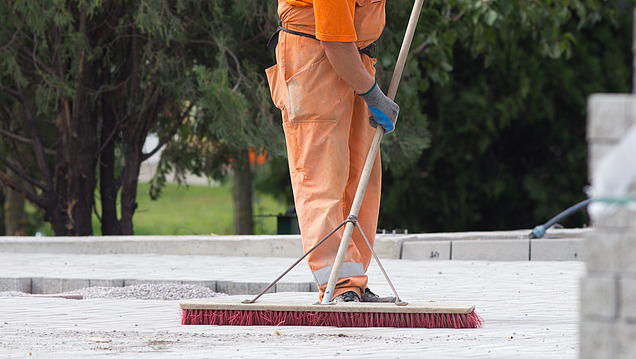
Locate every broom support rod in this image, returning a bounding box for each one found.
[322,0,425,304]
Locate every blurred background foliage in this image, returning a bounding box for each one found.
[256,0,636,233]
[1,0,635,235]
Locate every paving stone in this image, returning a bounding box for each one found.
[216,281,247,296]
[31,278,90,294]
[246,282,276,296]
[0,278,31,293]
[275,282,312,292]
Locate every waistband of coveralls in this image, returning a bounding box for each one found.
[268,21,377,59]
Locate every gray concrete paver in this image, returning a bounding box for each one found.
[0,252,582,358]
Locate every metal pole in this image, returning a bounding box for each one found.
[321,0,425,304]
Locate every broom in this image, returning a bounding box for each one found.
[181,0,483,329]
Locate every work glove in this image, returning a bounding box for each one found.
[359,82,400,135]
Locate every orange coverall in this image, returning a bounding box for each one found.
[266,0,385,300]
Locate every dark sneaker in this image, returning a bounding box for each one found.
[333,291,361,302]
[361,288,396,303]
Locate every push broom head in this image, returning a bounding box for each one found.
[180,299,483,329]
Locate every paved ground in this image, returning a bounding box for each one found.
[0,250,583,358]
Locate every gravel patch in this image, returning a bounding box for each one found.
[0,283,227,300]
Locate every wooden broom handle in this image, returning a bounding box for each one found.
[322,0,425,304]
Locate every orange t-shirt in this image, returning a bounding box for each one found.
[285,0,357,42]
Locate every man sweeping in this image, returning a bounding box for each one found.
[266,0,399,303]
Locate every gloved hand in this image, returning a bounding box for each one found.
[359,82,399,134]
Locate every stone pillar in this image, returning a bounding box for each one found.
[633,8,636,94]
[581,10,636,358]
[582,93,636,358]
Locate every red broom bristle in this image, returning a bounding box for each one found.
[181,309,483,328]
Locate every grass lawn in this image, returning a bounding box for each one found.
[132,182,288,235]
[29,182,289,236]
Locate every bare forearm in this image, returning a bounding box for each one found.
[320,40,375,94]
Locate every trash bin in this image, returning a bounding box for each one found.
[277,206,300,234]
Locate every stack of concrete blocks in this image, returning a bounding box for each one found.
[581,13,636,355]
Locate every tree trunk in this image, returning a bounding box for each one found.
[49,10,99,236]
[3,155,27,236]
[4,186,26,236]
[0,191,4,235]
[119,143,142,235]
[99,68,122,235]
[233,148,254,235]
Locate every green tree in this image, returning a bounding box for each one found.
[149,1,284,235]
[257,0,632,233]
[379,0,634,232]
[0,1,214,235]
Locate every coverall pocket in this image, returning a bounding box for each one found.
[285,55,352,123]
[266,64,287,110]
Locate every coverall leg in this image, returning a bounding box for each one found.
[266,0,385,300]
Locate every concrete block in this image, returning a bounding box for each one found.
[89,279,124,288]
[617,322,636,359]
[628,92,636,128]
[530,239,584,261]
[591,207,636,229]
[588,142,616,182]
[266,237,305,257]
[580,275,617,319]
[0,278,31,293]
[451,239,529,261]
[31,278,90,294]
[619,277,636,320]
[275,282,311,292]
[620,233,636,274]
[192,236,304,258]
[401,240,451,260]
[587,94,634,141]
[584,230,621,272]
[580,319,616,359]
[373,237,403,259]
